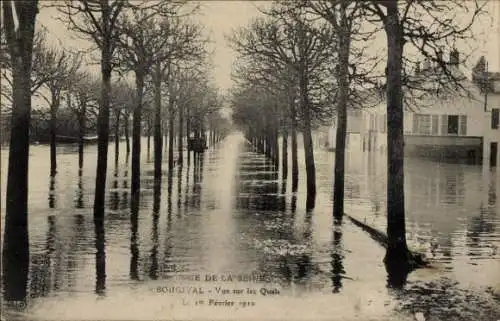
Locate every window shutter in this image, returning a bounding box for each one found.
[413,115,418,134]
[441,115,448,135]
[431,115,439,135]
[492,109,499,129]
[459,115,467,135]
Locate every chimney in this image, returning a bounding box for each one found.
[449,48,459,65]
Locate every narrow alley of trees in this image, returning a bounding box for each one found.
[1,0,230,300]
[229,0,485,273]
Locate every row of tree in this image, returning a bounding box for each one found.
[1,0,230,301]
[229,0,485,272]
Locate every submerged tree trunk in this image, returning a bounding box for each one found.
[124,113,130,157]
[2,1,38,301]
[384,2,411,267]
[153,67,163,188]
[78,109,86,169]
[50,96,59,176]
[131,72,144,204]
[94,31,112,232]
[147,130,151,157]
[282,128,288,181]
[299,69,316,210]
[273,125,279,170]
[168,85,175,171]
[178,102,184,166]
[114,110,120,165]
[186,107,191,164]
[290,104,299,192]
[333,11,351,221]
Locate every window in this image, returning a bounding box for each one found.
[492,108,499,129]
[413,114,431,135]
[447,115,459,134]
[441,115,467,135]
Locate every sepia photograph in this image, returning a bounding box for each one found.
[1,1,499,320]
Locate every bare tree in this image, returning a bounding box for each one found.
[58,0,127,226]
[229,6,335,209]
[115,3,203,197]
[302,0,369,221]
[38,47,82,176]
[2,0,40,301]
[57,0,129,295]
[1,29,63,111]
[66,71,100,169]
[360,0,486,276]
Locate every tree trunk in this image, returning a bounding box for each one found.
[273,125,279,169]
[384,2,411,267]
[50,96,58,176]
[178,103,184,166]
[291,106,299,192]
[114,110,120,165]
[153,68,162,188]
[168,89,175,171]
[78,109,85,169]
[124,113,130,157]
[93,34,113,219]
[299,69,316,211]
[333,13,351,221]
[282,128,288,181]
[186,107,191,164]
[2,1,38,301]
[147,130,151,157]
[131,72,144,204]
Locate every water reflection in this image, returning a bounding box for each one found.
[149,183,160,280]
[1,136,499,321]
[130,198,139,281]
[75,170,84,208]
[331,218,345,293]
[30,216,56,298]
[94,216,106,295]
[121,167,129,210]
[49,176,56,209]
[191,154,204,209]
[177,164,183,211]
[296,213,313,283]
[110,168,120,211]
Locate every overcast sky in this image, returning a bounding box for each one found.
[35,1,500,92]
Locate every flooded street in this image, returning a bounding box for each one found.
[1,132,499,321]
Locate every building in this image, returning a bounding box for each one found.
[326,109,364,151]
[357,51,499,167]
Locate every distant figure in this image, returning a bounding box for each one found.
[188,137,207,154]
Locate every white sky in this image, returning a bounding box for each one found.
[34,0,500,92]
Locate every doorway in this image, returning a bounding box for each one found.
[490,142,498,167]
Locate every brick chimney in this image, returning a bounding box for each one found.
[449,48,459,65]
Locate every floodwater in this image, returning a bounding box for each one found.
[1,132,499,321]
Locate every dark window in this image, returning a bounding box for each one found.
[447,115,459,134]
[492,108,499,129]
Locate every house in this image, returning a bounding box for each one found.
[358,50,499,167]
[326,109,363,151]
